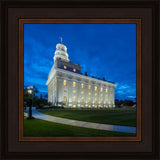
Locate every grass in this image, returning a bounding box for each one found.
[39,108,136,127]
[24,119,136,137]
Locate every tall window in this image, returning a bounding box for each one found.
[73,96,76,102]
[63,80,67,86]
[73,68,76,72]
[106,88,108,93]
[95,86,97,91]
[64,66,67,69]
[100,88,103,92]
[81,83,84,89]
[106,100,108,104]
[81,97,84,102]
[100,99,103,103]
[88,98,91,103]
[63,96,67,102]
[88,85,91,90]
[101,94,103,97]
[95,93,97,96]
[81,91,84,94]
[88,92,91,96]
[95,98,97,103]
[73,90,76,93]
[73,82,76,87]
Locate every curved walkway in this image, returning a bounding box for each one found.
[24,108,136,134]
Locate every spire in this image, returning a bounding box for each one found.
[60,37,62,44]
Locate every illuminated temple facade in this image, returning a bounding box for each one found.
[46,40,116,108]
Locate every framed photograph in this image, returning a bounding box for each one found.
[0,0,159,159]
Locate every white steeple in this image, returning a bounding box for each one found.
[53,37,69,62]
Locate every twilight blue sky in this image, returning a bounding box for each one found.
[24,24,136,101]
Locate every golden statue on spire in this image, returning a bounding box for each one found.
[60,37,62,44]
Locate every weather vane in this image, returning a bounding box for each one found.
[60,37,62,44]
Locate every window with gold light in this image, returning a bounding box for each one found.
[73,68,76,72]
[64,66,67,69]
[88,98,91,103]
[106,88,108,93]
[73,90,76,93]
[63,80,67,86]
[73,82,76,87]
[101,94,103,97]
[88,92,91,96]
[73,96,76,102]
[95,98,97,103]
[81,97,84,102]
[100,99,103,103]
[81,83,84,89]
[100,88,103,92]
[63,96,67,102]
[95,86,97,91]
[95,93,97,96]
[81,91,84,94]
[106,100,108,104]
[88,85,91,90]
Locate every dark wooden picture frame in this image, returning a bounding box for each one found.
[0,0,159,159]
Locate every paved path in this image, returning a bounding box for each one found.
[24,108,136,134]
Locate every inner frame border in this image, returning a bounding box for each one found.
[19,19,141,142]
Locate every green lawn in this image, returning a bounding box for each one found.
[39,108,136,127]
[24,119,136,137]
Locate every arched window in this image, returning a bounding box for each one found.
[63,80,67,86]
[73,82,76,87]
[81,83,84,89]
[63,96,67,102]
[81,97,84,102]
[73,96,76,102]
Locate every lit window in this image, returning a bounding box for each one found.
[64,90,67,92]
[63,96,67,102]
[81,91,84,94]
[73,82,76,87]
[100,88,103,92]
[110,90,112,93]
[88,98,91,103]
[95,93,97,96]
[73,68,76,72]
[101,94,103,97]
[88,92,91,96]
[81,97,84,102]
[63,80,67,86]
[73,90,76,93]
[73,96,76,102]
[95,86,97,91]
[100,99,103,103]
[95,98,97,103]
[106,100,108,104]
[64,66,67,69]
[106,88,108,93]
[88,85,91,90]
[81,83,84,89]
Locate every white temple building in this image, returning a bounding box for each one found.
[46,39,117,108]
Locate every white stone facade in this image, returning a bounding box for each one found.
[46,41,116,108]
